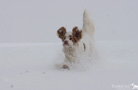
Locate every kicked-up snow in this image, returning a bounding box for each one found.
[0,41,138,90]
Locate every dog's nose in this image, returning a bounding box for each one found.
[64,41,68,45]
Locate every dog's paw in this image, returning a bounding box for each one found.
[62,64,69,69]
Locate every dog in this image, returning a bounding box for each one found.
[57,10,95,69]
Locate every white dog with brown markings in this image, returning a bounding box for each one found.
[57,10,95,69]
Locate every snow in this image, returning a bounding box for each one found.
[0,41,138,90]
[0,0,138,89]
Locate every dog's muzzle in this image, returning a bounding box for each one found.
[63,41,69,46]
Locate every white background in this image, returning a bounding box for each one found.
[0,0,138,43]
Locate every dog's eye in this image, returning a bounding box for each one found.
[63,37,66,40]
[69,37,72,40]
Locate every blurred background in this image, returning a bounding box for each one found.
[0,0,138,43]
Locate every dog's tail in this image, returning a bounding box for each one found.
[83,10,95,38]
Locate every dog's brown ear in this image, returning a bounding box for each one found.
[57,27,66,40]
[72,26,82,43]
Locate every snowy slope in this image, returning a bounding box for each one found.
[0,41,138,90]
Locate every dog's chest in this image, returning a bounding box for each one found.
[63,47,74,56]
[63,43,84,57]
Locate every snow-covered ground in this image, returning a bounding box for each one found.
[0,0,138,89]
[0,41,138,90]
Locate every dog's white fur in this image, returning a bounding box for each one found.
[57,10,95,68]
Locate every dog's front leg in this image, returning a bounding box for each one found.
[62,55,76,69]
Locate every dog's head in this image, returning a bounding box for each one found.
[57,26,82,47]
